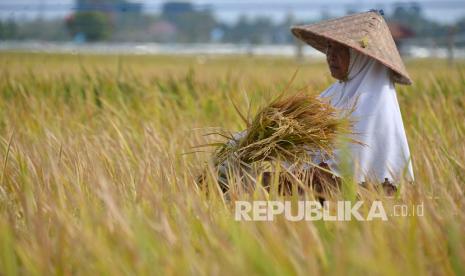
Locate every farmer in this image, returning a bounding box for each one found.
[291,10,414,190]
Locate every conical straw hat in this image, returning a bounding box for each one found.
[291,11,412,85]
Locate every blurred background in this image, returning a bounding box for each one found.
[0,0,464,60]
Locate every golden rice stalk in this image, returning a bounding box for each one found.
[213,92,354,166]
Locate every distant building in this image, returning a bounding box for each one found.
[149,21,177,42]
[388,22,415,54]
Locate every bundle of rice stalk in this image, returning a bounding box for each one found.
[213,92,353,167]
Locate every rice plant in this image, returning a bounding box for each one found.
[0,52,464,275]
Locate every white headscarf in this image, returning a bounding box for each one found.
[319,48,414,184]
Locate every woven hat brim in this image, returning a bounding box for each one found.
[291,12,412,85]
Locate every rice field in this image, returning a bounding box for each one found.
[0,52,464,275]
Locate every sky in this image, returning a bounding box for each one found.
[1,0,465,24]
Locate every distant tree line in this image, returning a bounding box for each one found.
[0,1,464,45]
[0,20,17,40]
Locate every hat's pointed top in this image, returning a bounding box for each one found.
[291,11,412,85]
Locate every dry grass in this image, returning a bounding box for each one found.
[0,52,464,275]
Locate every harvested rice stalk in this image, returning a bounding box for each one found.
[195,91,357,197]
[213,92,354,166]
